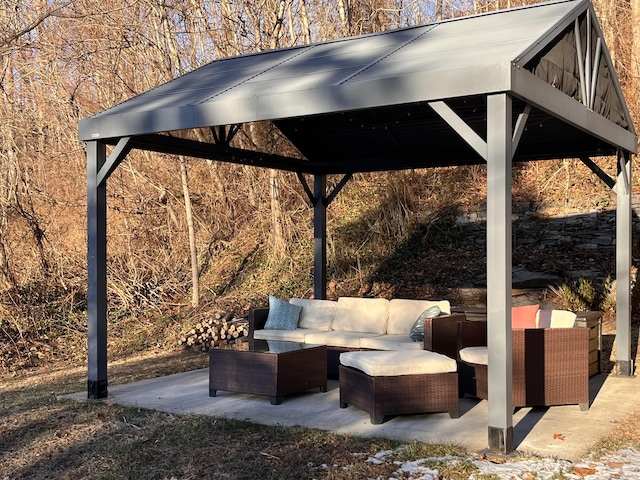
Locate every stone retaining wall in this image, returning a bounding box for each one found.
[455,196,640,251]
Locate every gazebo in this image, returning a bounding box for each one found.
[79,0,637,454]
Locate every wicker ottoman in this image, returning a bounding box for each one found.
[339,350,459,424]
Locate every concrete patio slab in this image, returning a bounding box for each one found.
[63,368,639,461]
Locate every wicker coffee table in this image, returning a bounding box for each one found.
[209,340,327,405]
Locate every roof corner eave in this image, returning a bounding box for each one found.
[510,67,638,154]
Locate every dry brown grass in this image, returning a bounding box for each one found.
[3,345,640,480]
[0,350,409,480]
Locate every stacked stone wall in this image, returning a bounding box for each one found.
[454,196,640,251]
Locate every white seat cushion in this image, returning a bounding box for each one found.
[289,298,336,331]
[339,350,457,376]
[387,299,451,335]
[459,346,488,365]
[359,334,424,351]
[254,328,325,342]
[304,331,380,348]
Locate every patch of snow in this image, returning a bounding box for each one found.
[374,446,640,479]
[392,460,439,480]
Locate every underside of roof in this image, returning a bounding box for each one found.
[78,0,637,175]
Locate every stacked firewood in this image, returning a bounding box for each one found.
[178,312,249,351]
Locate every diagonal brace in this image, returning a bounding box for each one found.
[297,172,315,204]
[512,104,531,157]
[579,156,616,189]
[97,137,132,187]
[429,101,487,160]
[296,172,353,206]
[211,124,242,146]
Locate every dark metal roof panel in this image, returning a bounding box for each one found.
[79,0,595,141]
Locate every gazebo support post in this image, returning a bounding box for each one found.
[616,150,634,376]
[87,140,109,399]
[313,174,327,300]
[486,93,514,454]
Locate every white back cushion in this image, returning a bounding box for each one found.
[387,299,451,335]
[333,297,389,334]
[536,309,577,328]
[289,298,336,331]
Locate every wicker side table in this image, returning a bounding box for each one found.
[209,340,327,405]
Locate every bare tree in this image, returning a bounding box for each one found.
[633,0,640,102]
[0,0,636,314]
[180,157,199,307]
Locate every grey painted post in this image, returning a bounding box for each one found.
[314,175,327,300]
[486,94,514,453]
[87,141,109,399]
[616,151,634,376]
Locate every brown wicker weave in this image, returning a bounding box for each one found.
[457,320,590,410]
[423,313,467,359]
[248,307,270,342]
[339,365,459,424]
[209,341,327,405]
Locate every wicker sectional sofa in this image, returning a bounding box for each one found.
[249,297,465,376]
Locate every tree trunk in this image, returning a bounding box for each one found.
[0,225,16,291]
[338,0,351,36]
[270,168,287,256]
[270,0,287,49]
[180,157,199,307]
[300,0,312,43]
[632,0,640,91]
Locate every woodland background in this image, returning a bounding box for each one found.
[1,0,639,370]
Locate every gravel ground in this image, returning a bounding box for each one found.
[366,447,640,479]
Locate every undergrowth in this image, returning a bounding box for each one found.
[0,161,632,371]
[550,276,615,312]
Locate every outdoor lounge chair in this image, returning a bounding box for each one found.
[457,317,590,410]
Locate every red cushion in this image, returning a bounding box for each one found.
[512,304,539,329]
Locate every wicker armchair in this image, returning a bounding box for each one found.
[457,320,590,411]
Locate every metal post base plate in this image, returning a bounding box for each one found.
[487,425,514,455]
[88,379,108,399]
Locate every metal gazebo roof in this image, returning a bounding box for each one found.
[79,0,635,169]
[80,0,637,456]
